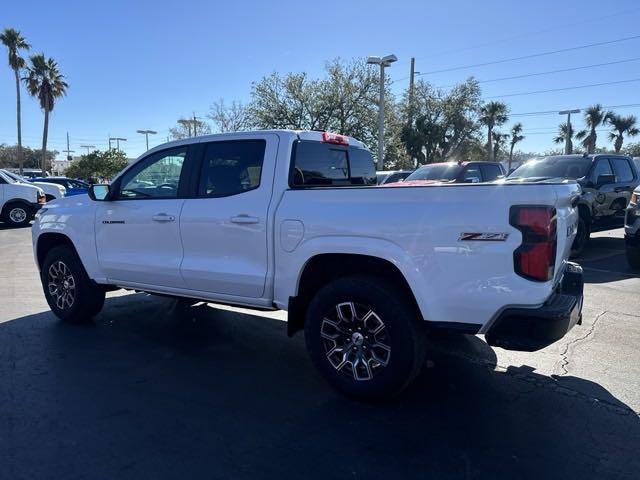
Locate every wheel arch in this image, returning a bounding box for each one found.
[36,232,78,270]
[287,253,422,337]
[2,199,34,216]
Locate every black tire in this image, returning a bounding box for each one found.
[304,275,426,399]
[41,245,105,323]
[2,202,32,227]
[627,245,640,270]
[571,216,589,258]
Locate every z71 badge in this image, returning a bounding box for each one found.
[459,232,509,241]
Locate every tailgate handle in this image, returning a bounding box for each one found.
[231,215,259,224]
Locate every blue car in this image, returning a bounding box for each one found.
[32,177,90,196]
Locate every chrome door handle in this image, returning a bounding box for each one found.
[230,215,259,224]
[152,213,175,222]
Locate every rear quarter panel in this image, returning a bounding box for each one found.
[274,182,580,329]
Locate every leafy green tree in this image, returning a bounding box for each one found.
[64,149,128,181]
[248,59,398,167]
[607,114,639,153]
[508,122,525,172]
[23,53,68,174]
[0,28,30,173]
[0,144,57,169]
[553,122,575,153]
[400,78,481,164]
[575,104,610,153]
[479,101,508,161]
[623,142,640,157]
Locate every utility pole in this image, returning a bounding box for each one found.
[409,57,415,125]
[136,129,157,151]
[108,137,114,150]
[80,144,96,154]
[62,132,75,161]
[559,109,580,154]
[193,112,199,137]
[367,54,398,170]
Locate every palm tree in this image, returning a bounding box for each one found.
[479,101,509,161]
[492,131,509,161]
[0,28,30,173]
[553,122,575,153]
[24,54,68,174]
[508,122,524,173]
[607,113,639,153]
[575,104,610,153]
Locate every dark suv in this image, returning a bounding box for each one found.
[508,154,639,254]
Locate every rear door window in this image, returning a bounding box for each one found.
[480,163,503,181]
[461,165,482,183]
[292,141,375,187]
[591,159,613,181]
[610,158,634,182]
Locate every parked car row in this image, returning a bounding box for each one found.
[0,170,90,227]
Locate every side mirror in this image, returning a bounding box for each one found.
[464,177,480,183]
[88,184,111,201]
[596,174,616,187]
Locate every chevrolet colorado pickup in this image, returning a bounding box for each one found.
[32,130,584,398]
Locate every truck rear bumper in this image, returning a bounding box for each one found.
[485,262,584,352]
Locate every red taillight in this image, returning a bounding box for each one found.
[322,132,349,146]
[510,206,557,282]
[38,193,46,205]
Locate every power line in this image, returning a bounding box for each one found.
[437,57,640,88]
[510,103,640,118]
[394,34,640,81]
[397,7,640,65]
[486,78,640,99]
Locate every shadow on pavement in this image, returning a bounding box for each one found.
[574,234,638,283]
[1,294,638,480]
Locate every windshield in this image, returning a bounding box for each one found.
[0,170,17,184]
[510,157,591,180]
[405,164,462,181]
[2,170,27,183]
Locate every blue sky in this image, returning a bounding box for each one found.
[1,0,639,159]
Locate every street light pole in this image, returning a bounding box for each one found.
[80,144,96,154]
[136,129,157,151]
[367,54,397,170]
[111,137,127,151]
[559,109,580,154]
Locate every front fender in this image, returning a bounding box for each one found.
[32,198,104,281]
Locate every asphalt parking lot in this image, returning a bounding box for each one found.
[1,225,639,480]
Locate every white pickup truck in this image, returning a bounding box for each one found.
[1,169,46,227]
[32,130,584,398]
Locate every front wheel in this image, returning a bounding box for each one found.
[304,275,426,399]
[2,202,32,227]
[41,245,105,322]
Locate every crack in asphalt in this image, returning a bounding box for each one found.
[558,310,607,376]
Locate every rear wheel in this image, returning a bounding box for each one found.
[2,202,32,227]
[571,216,589,258]
[41,245,105,322]
[627,243,640,270]
[304,275,426,399]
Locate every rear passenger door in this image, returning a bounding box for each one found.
[609,157,637,211]
[179,134,278,298]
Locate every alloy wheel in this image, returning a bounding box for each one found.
[48,261,76,310]
[9,207,27,224]
[320,302,391,381]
